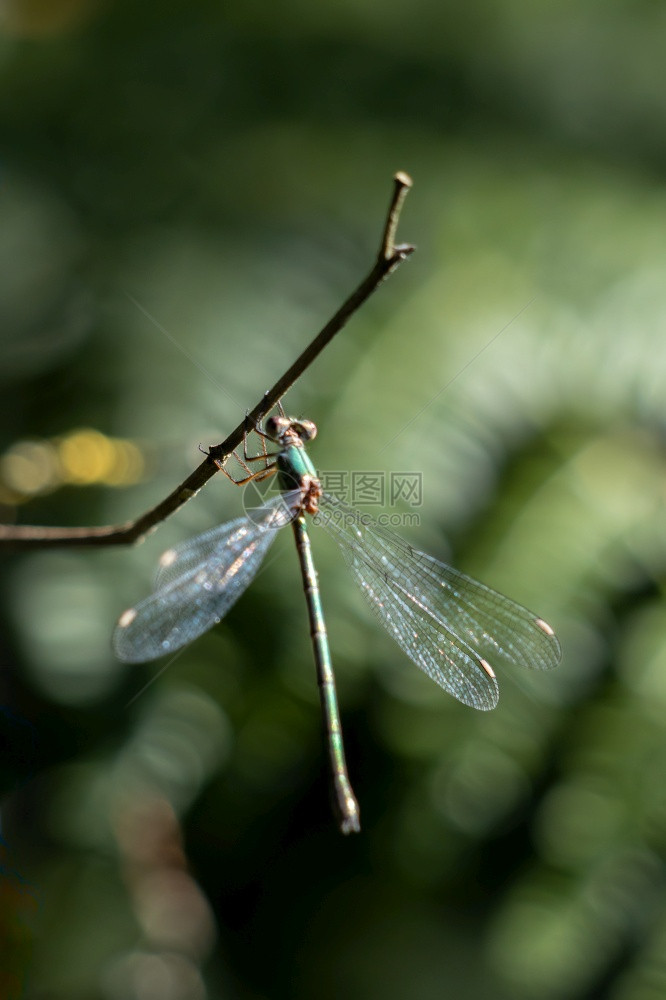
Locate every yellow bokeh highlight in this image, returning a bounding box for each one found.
[58,429,118,485]
[1,440,60,495]
[58,429,146,486]
[103,439,146,486]
[0,429,146,499]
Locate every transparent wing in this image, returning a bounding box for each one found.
[113,498,292,663]
[315,493,560,710]
[153,494,295,588]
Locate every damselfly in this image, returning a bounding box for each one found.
[113,413,560,833]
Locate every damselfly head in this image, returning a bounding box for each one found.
[265,415,317,444]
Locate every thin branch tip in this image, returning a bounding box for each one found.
[380,170,414,261]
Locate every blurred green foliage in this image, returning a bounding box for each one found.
[3,1,666,998]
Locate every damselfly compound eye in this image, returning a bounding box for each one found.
[293,419,317,442]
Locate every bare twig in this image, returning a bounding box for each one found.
[0,172,414,549]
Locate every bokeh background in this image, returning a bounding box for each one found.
[2,1,666,998]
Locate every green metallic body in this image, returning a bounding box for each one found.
[279,437,360,833]
[276,442,317,493]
